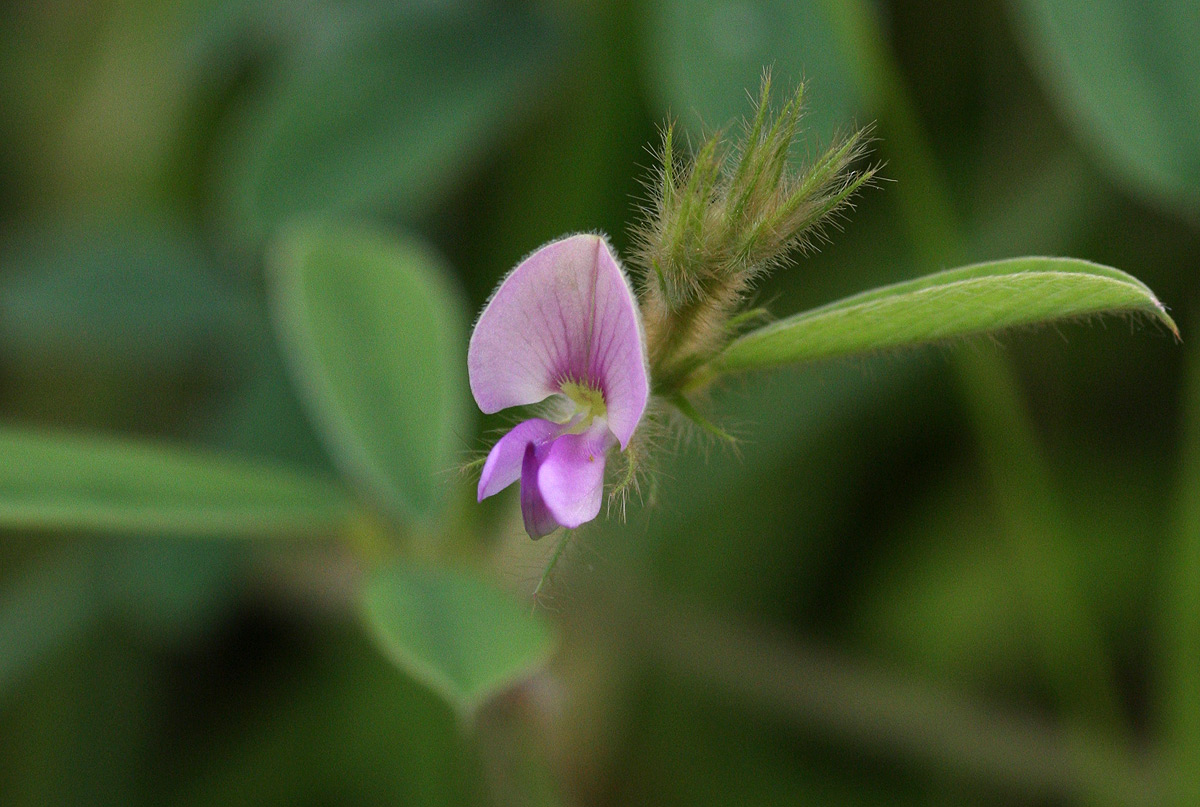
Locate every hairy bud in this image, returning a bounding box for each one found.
[631,71,877,392]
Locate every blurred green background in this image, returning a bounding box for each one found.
[1,0,1198,804]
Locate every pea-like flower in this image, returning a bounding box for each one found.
[469,234,649,539]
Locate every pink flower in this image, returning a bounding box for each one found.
[469,234,649,538]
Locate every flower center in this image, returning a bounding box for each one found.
[560,381,607,425]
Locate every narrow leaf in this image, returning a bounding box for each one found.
[0,427,353,537]
[269,221,471,522]
[361,562,554,713]
[716,257,1176,372]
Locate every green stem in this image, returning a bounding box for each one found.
[588,582,1161,807]
[531,530,573,610]
[668,393,738,444]
[1159,318,1200,806]
[820,0,1125,740]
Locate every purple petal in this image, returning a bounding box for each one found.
[477,418,562,501]
[467,234,649,448]
[520,441,560,539]
[536,424,615,530]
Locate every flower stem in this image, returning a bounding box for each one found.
[531,530,573,611]
[668,393,737,444]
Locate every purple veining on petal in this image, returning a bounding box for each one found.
[467,234,648,448]
[477,418,563,501]
[582,237,648,447]
[468,233,651,538]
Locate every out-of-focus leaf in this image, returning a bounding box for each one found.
[192,318,333,470]
[109,539,239,643]
[0,540,238,702]
[0,427,353,537]
[361,562,553,712]
[461,1,652,304]
[715,257,1175,372]
[1008,0,1200,215]
[215,5,560,243]
[855,449,1158,684]
[0,632,154,806]
[173,633,483,807]
[610,355,935,615]
[0,220,250,373]
[601,665,922,806]
[644,0,858,142]
[0,1,248,210]
[0,547,99,697]
[269,221,470,521]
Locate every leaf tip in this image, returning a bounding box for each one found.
[1159,307,1181,342]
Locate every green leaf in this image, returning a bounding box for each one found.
[0,2,243,210]
[0,540,237,699]
[361,562,554,713]
[0,547,100,697]
[269,221,470,522]
[0,219,250,374]
[108,538,239,643]
[853,459,1154,684]
[715,257,1176,372]
[644,0,859,143]
[171,633,479,807]
[1008,0,1200,215]
[215,5,560,243]
[0,427,353,537]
